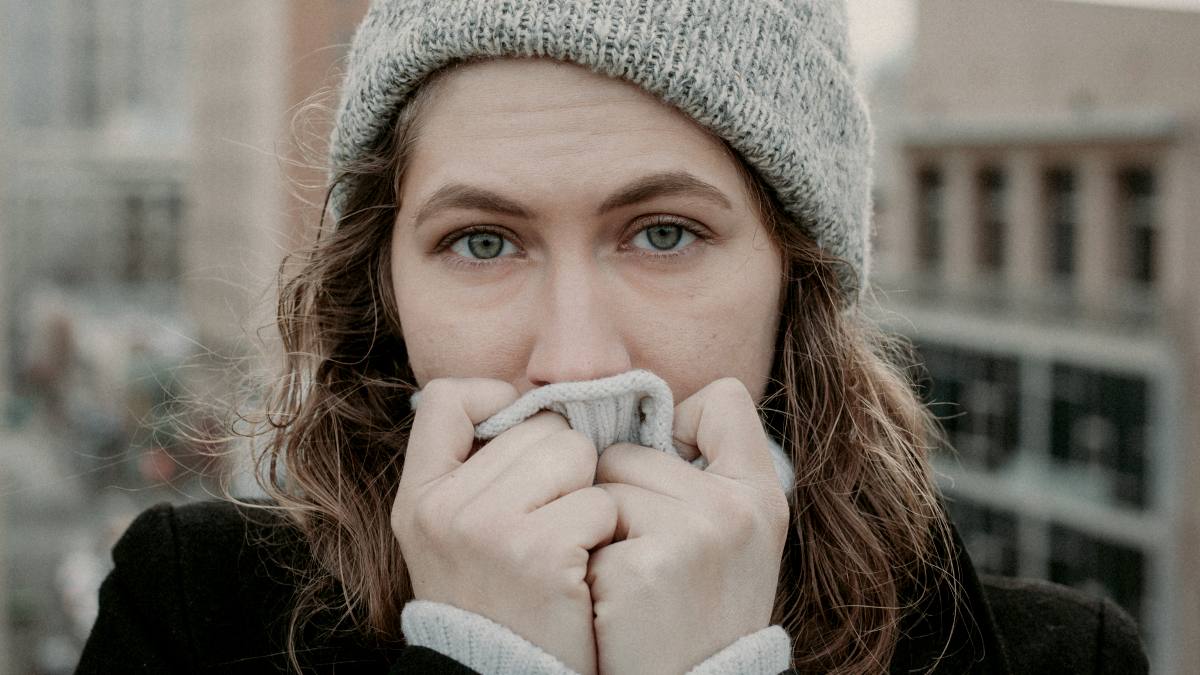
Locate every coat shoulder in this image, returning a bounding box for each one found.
[979,575,1148,674]
[112,499,304,596]
[86,499,411,673]
[97,500,322,672]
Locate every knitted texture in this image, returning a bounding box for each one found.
[402,599,792,675]
[685,625,792,675]
[401,601,577,675]
[474,369,675,456]
[330,0,872,301]
[466,370,796,493]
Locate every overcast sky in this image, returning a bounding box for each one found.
[845,0,1200,75]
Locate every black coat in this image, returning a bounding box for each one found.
[76,500,1147,674]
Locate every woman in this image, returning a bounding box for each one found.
[78,0,1148,673]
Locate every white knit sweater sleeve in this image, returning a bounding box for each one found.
[401,600,577,675]
[401,600,792,674]
[685,625,792,675]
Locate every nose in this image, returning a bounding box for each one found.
[524,259,633,388]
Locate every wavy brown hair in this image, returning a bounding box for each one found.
[247,64,958,673]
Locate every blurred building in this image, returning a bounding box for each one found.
[872,0,1200,672]
[187,0,367,358]
[1,1,368,672]
[1,2,191,673]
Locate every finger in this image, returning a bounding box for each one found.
[452,410,571,486]
[472,428,598,514]
[527,486,618,552]
[595,442,709,501]
[594,481,680,541]
[585,537,640,592]
[672,378,775,483]
[402,378,519,486]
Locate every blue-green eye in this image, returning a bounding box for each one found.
[631,223,697,252]
[450,231,515,260]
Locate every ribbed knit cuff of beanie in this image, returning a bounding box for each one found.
[400,600,792,675]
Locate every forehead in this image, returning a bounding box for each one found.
[404,59,750,203]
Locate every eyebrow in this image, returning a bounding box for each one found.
[412,170,733,228]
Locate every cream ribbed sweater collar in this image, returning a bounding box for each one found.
[468,370,795,494]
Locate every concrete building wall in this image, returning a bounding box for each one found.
[873,1,1200,672]
[0,2,372,670]
[0,7,10,670]
[186,0,368,358]
[908,0,1200,119]
[282,0,370,251]
[0,0,10,416]
[186,1,291,355]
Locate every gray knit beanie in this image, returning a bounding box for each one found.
[330,0,872,302]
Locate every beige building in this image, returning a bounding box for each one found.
[872,1,1200,672]
[186,0,368,357]
[0,1,368,671]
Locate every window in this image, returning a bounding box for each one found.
[1044,168,1076,279]
[946,499,1020,577]
[11,2,55,126]
[918,344,1020,471]
[123,195,147,282]
[1118,167,1156,285]
[1049,524,1145,625]
[120,183,185,283]
[1050,364,1148,508]
[69,0,102,127]
[8,0,186,130]
[976,167,1007,272]
[916,166,944,268]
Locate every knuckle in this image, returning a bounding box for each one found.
[521,453,561,490]
[626,545,672,586]
[517,439,559,472]
[764,491,792,539]
[527,410,570,432]
[444,503,488,548]
[725,494,759,532]
[558,429,599,466]
[710,377,753,406]
[595,441,632,473]
[692,514,728,550]
[533,430,598,483]
[500,410,568,445]
[500,530,539,568]
[704,491,760,547]
[416,378,459,411]
[412,491,449,539]
[586,486,618,523]
[389,496,408,536]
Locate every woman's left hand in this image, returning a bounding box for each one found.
[587,378,791,675]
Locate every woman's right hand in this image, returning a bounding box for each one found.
[392,378,617,675]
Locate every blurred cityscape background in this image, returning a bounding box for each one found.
[0,0,1196,673]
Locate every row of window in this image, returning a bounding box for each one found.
[915,161,1158,285]
[7,183,185,288]
[7,0,187,130]
[926,343,1154,643]
[947,498,1147,630]
[918,343,1149,509]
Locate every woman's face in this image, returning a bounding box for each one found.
[391,59,783,404]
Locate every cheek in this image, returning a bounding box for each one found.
[399,305,532,386]
[632,253,781,403]
[392,259,530,386]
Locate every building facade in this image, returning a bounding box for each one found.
[0,1,368,672]
[872,1,1200,672]
[187,0,368,358]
